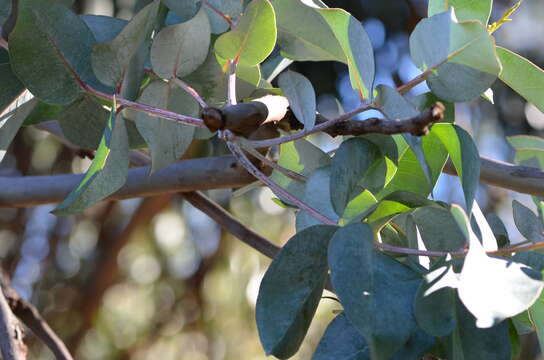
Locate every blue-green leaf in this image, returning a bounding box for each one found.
[278,70,316,129]
[256,225,338,359]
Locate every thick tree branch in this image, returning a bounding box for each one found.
[0,156,263,208]
[0,272,72,360]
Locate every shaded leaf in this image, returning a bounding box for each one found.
[53,102,129,215]
[0,49,24,111]
[9,0,96,104]
[330,138,380,216]
[328,223,421,359]
[256,225,338,359]
[135,80,198,173]
[204,0,243,34]
[161,0,201,22]
[214,0,276,66]
[81,15,127,43]
[432,123,480,212]
[91,1,159,87]
[312,313,370,360]
[411,91,455,123]
[151,8,211,79]
[512,200,544,243]
[58,96,108,150]
[278,70,316,129]
[412,206,466,252]
[1,90,36,164]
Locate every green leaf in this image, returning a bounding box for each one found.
[271,0,345,62]
[278,70,316,129]
[378,132,448,198]
[271,139,330,199]
[415,263,458,337]
[432,123,480,212]
[151,8,210,79]
[312,313,369,360]
[512,200,544,243]
[81,15,127,43]
[22,101,64,126]
[53,101,129,215]
[442,299,512,360]
[58,96,108,150]
[256,225,338,359]
[0,0,10,27]
[529,294,544,356]
[9,0,96,104]
[0,50,25,112]
[452,205,544,328]
[328,223,421,360]
[486,214,510,248]
[214,0,276,66]
[497,47,544,113]
[409,10,500,102]
[161,0,201,22]
[412,206,466,252]
[204,0,243,34]
[1,90,37,164]
[135,80,197,173]
[508,135,544,151]
[375,85,433,184]
[91,1,159,87]
[428,0,492,24]
[317,9,375,99]
[330,138,380,216]
[296,167,339,231]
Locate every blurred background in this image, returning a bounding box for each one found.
[1,0,543,359]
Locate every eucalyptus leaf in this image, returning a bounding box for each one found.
[271,0,345,62]
[497,47,544,113]
[135,80,197,173]
[278,70,316,130]
[53,103,129,215]
[151,8,211,79]
[1,90,37,164]
[512,200,544,243]
[91,1,159,87]
[312,313,369,360]
[0,50,25,112]
[161,0,201,22]
[256,225,338,359]
[428,0,492,25]
[330,138,380,216]
[432,123,480,212]
[409,10,500,102]
[214,0,276,66]
[81,15,127,43]
[58,96,108,150]
[412,206,466,252]
[9,0,96,104]
[204,0,243,34]
[328,223,421,360]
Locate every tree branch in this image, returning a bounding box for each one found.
[181,191,280,259]
[0,155,264,208]
[0,286,25,360]
[0,272,72,360]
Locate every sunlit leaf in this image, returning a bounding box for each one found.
[214,0,276,66]
[428,0,492,24]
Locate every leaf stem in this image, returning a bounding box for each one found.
[227,59,237,106]
[225,131,337,225]
[83,83,204,127]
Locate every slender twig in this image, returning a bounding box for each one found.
[172,78,208,108]
[202,0,234,27]
[0,273,72,360]
[82,84,204,127]
[0,288,25,360]
[237,139,307,183]
[227,59,237,106]
[249,104,377,149]
[224,131,337,225]
[181,191,280,259]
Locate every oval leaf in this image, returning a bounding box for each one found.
[278,70,316,129]
[214,0,277,66]
[256,225,338,359]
